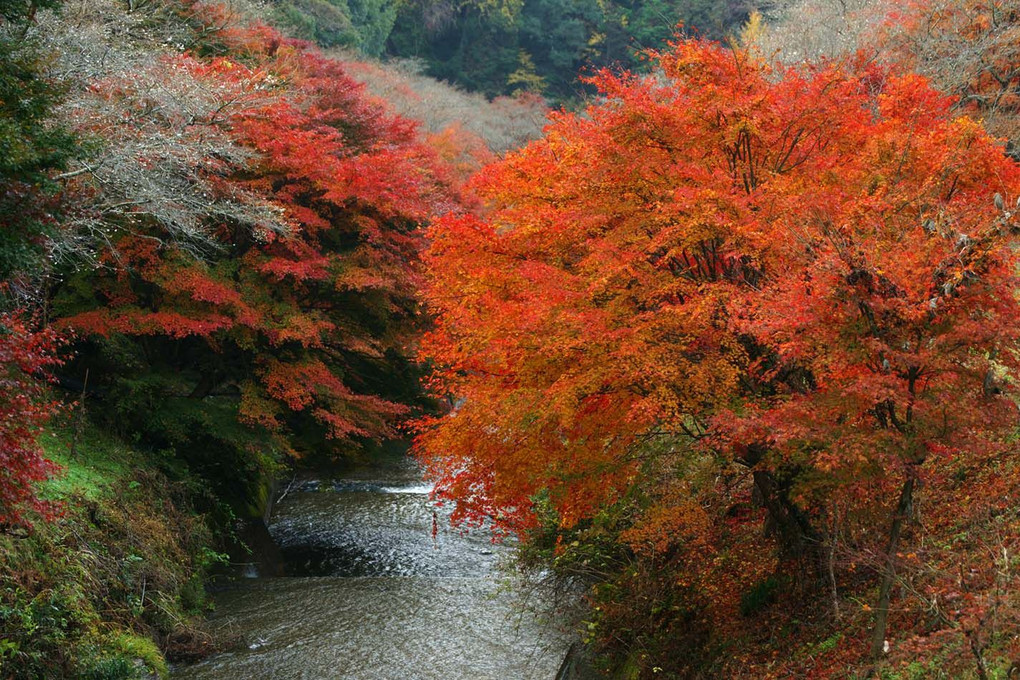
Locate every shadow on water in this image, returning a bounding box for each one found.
[175,452,572,680]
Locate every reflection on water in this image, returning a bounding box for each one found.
[175,458,567,679]
[269,483,500,578]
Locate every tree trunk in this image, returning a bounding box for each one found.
[188,370,219,399]
[870,474,915,659]
[69,368,89,461]
[752,469,825,575]
[966,629,989,680]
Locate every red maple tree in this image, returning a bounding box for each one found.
[55,15,455,456]
[0,311,62,527]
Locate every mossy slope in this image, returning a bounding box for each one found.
[0,423,224,679]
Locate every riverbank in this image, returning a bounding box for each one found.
[0,424,576,679]
[0,422,226,679]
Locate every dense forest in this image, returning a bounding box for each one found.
[272,0,755,99]
[1,0,1020,677]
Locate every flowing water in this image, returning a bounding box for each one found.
[175,455,569,679]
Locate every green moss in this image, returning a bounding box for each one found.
[246,473,272,520]
[38,424,141,501]
[109,632,168,678]
[74,631,169,679]
[815,632,842,653]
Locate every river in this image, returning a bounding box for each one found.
[175,453,570,679]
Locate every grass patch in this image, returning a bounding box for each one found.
[39,424,143,501]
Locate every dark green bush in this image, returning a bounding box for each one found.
[739,575,782,617]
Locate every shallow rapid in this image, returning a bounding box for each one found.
[175,456,568,679]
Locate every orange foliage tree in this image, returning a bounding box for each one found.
[416,39,1020,664]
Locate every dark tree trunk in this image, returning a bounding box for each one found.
[188,371,219,399]
[870,474,915,659]
[752,469,825,575]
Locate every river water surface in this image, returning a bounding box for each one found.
[175,455,569,679]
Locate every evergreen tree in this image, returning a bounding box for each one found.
[0,0,74,281]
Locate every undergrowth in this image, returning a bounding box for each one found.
[0,420,226,679]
